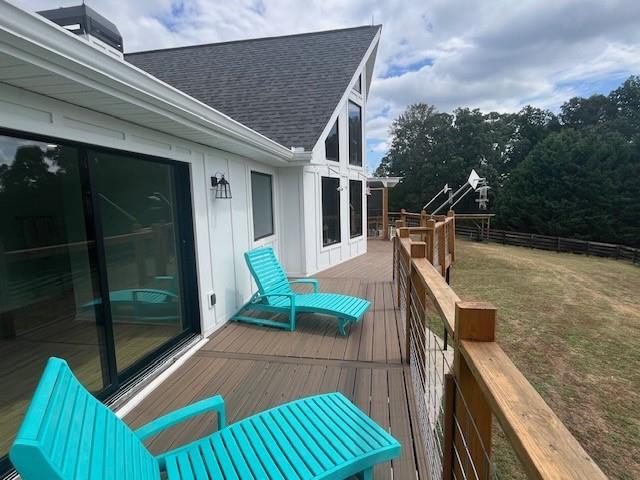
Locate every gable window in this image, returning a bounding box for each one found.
[349,180,363,238]
[354,74,362,93]
[348,101,363,167]
[325,120,339,161]
[321,177,341,246]
[251,171,274,240]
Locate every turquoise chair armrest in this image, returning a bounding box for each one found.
[252,292,295,304]
[134,395,226,441]
[289,278,319,293]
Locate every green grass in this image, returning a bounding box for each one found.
[450,239,640,480]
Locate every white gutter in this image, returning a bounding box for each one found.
[0,0,297,164]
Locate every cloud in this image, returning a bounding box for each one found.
[14,0,640,170]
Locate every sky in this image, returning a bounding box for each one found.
[14,0,640,171]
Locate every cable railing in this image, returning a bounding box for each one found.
[393,228,606,480]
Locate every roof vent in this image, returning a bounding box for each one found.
[37,4,123,58]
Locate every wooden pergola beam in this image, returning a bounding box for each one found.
[382,187,389,240]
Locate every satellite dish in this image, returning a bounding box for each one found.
[468,169,481,190]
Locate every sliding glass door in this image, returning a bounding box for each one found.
[0,131,199,472]
[91,149,190,374]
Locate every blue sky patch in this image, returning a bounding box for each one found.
[155,1,190,32]
[558,74,630,99]
[250,0,267,16]
[383,58,433,78]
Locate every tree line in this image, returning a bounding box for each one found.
[376,76,640,247]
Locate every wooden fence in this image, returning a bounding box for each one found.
[394,226,606,479]
[457,225,639,264]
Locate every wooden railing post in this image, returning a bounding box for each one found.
[426,219,436,264]
[405,240,426,364]
[442,373,455,480]
[400,208,406,225]
[396,227,409,307]
[439,221,447,277]
[0,240,15,339]
[452,301,496,480]
[420,209,428,227]
[152,223,168,276]
[132,224,149,284]
[447,210,456,263]
[382,187,389,240]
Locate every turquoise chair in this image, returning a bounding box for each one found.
[81,276,179,323]
[233,246,370,335]
[10,357,401,479]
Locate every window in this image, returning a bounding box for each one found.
[349,180,363,238]
[348,101,362,166]
[354,74,362,93]
[251,171,274,240]
[325,120,339,161]
[321,177,341,246]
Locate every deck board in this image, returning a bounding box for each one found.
[125,240,428,479]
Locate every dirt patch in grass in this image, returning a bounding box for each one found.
[451,239,640,480]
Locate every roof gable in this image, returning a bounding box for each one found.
[125,25,380,151]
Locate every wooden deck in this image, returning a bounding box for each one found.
[125,240,429,479]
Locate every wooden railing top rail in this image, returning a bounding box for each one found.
[454,213,496,220]
[396,218,453,231]
[462,340,606,480]
[0,226,166,261]
[411,255,458,336]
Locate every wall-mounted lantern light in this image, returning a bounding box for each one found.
[211,172,232,199]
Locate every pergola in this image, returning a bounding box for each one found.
[367,176,401,240]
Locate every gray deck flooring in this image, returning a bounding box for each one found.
[125,240,428,479]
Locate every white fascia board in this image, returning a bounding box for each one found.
[368,176,402,188]
[0,1,296,164]
[365,43,379,100]
[309,28,381,157]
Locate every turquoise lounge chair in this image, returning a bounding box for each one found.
[81,276,179,323]
[10,357,400,480]
[233,246,370,335]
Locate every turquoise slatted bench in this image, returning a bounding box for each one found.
[233,246,370,335]
[80,275,179,323]
[10,358,400,480]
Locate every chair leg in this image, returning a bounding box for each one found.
[338,318,348,336]
[289,307,296,332]
[357,467,373,480]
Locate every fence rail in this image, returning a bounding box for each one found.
[457,225,639,264]
[394,227,606,479]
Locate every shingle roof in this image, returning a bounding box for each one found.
[125,25,380,151]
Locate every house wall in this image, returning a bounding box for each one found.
[0,82,284,336]
[299,69,369,276]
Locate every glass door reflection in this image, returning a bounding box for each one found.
[91,150,187,374]
[0,136,108,458]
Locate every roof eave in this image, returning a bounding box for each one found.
[0,2,296,165]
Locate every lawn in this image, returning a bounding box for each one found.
[450,239,640,480]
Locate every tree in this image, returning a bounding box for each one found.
[378,76,640,246]
[378,103,462,212]
[560,94,614,129]
[495,129,640,246]
[607,75,640,138]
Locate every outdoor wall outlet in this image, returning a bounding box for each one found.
[208,292,216,308]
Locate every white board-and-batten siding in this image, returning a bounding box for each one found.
[0,82,281,336]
